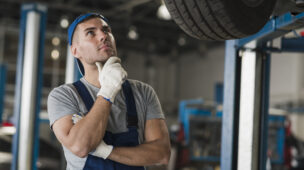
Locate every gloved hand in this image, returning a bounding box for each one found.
[71,114,113,159]
[96,57,127,103]
[91,140,113,159]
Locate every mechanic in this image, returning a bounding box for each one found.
[47,13,171,169]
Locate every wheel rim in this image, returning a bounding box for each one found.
[241,0,264,7]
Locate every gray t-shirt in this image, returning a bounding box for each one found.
[47,78,165,169]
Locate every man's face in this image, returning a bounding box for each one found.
[72,17,117,65]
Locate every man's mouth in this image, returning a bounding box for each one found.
[98,44,112,51]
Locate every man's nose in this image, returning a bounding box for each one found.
[98,30,107,42]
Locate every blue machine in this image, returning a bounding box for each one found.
[179,99,286,164]
[0,64,7,124]
[179,99,222,162]
[268,115,286,164]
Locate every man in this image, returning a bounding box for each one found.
[47,13,171,169]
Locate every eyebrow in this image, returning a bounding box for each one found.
[84,27,96,32]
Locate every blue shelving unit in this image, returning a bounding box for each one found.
[179,99,286,164]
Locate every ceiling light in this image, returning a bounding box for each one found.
[178,36,186,46]
[51,49,60,60]
[157,4,171,20]
[52,37,60,46]
[128,26,138,40]
[60,18,69,28]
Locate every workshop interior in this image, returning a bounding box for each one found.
[1,0,304,170]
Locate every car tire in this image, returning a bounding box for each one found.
[164,0,277,40]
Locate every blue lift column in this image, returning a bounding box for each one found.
[11,3,47,170]
[221,12,304,170]
[220,40,241,170]
[0,64,7,124]
[0,27,6,124]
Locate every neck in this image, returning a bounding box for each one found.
[83,66,101,88]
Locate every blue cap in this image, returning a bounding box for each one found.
[68,13,109,76]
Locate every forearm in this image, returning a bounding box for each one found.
[107,140,171,166]
[66,97,111,155]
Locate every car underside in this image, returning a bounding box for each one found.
[165,0,304,40]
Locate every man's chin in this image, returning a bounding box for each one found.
[97,56,111,65]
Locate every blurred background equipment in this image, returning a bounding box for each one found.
[1,0,304,170]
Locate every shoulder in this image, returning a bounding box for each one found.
[127,79,154,92]
[48,83,77,102]
[47,83,81,127]
[127,80,164,120]
[126,79,159,102]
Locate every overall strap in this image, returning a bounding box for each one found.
[73,80,94,111]
[122,80,138,128]
[73,79,139,128]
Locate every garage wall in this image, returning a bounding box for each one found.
[122,52,178,114]
[270,52,304,106]
[178,46,225,102]
[270,51,304,141]
[121,43,304,113]
[122,45,226,113]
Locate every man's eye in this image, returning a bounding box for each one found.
[87,31,95,36]
[103,27,111,33]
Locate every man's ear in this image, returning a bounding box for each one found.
[71,44,78,58]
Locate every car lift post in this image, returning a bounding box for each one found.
[221,12,304,170]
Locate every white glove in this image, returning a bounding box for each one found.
[91,140,113,159]
[96,57,127,103]
[71,114,113,159]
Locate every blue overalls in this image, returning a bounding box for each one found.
[73,80,145,170]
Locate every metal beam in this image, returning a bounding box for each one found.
[221,40,241,170]
[237,41,262,170]
[222,40,271,170]
[238,12,304,47]
[11,3,47,170]
[221,11,299,170]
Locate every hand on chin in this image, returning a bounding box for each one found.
[97,55,112,65]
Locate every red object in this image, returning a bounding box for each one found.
[177,123,185,142]
[300,31,304,37]
[176,123,190,168]
[2,121,14,127]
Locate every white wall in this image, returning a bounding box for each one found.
[122,45,226,113]
[178,46,225,101]
[270,51,304,141]
[122,52,179,113]
[270,52,304,105]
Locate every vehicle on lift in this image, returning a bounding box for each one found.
[164,0,304,40]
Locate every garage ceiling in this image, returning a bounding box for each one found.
[0,0,222,56]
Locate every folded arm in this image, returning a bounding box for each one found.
[52,96,111,158]
[52,57,127,158]
[108,118,171,166]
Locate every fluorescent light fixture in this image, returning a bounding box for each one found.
[128,26,138,40]
[51,49,60,60]
[178,36,186,46]
[52,37,60,46]
[157,4,171,20]
[60,18,69,28]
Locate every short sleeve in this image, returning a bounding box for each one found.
[47,85,80,128]
[142,84,165,120]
